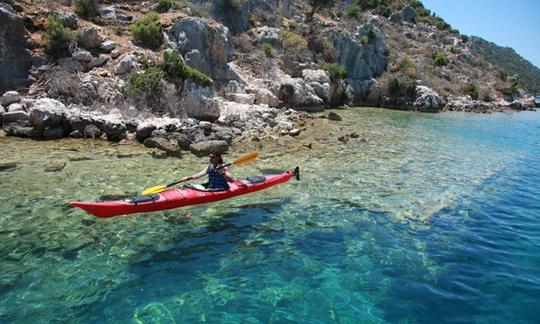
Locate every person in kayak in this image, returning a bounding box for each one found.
[182,151,235,190]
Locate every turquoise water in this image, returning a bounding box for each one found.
[1,108,539,323]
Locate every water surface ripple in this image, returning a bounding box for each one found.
[1,108,539,323]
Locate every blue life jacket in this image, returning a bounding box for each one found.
[207,164,229,190]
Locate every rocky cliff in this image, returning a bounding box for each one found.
[0,0,537,155]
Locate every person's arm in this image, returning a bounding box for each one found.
[220,167,235,182]
[182,167,207,181]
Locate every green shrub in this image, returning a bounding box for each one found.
[503,81,519,97]
[388,76,415,97]
[282,31,308,52]
[45,15,72,59]
[461,35,470,43]
[498,69,508,81]
[74,0,100,20]
[366,28,377,42]
[431,51,450,66]
[127,66,165,103]
[129,13,162,50]
[262,42,273,58]
[113,25,124,36]
[320,62,347,79]
[161,51,213,86]
[343,3,361,19]
[155,0,185,12]
[449,46,462,54]
[464,82,479,100]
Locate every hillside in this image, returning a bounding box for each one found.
[471,36,540,94]
[0,0,536,153]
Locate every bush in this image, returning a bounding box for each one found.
[155,0,185,12]
[161,51,213,86]
[464,82,479,100]
[74,0,100,20]
[46,15,72,59]
[461,35,470,43]
[262,42,273,58]
[449,46,462,54]
[127,66,165,103]
[503,81,519,97]
[431,51,450,66]
[308,35,336,62]
[366,28,377,42]
[320,62,347,79]
[498,69,508,81]
[282,31,308,53]
[129,13,162,50]
[388,76,415,97]
[343,3,361,19]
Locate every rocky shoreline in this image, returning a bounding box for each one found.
[1,1,536,158]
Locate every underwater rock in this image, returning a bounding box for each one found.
[0,160,17,171]
[44,160,66,172]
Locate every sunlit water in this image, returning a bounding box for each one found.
[1,108,539,323]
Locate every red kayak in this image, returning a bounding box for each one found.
[70,168,299,218]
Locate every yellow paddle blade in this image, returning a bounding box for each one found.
[232,151,258,165]
[141,185,167,195]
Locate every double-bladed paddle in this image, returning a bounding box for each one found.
[140,151,258,195]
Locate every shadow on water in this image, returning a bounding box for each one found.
[78,200,289,321]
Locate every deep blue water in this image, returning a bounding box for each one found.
[0,109,539,323]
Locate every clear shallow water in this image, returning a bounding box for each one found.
[1,108,539,323]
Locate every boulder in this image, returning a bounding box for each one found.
[72,50,94,63]
[83,124,102,138]
[136,122,157,142]
[3,111,29,123]
[253,26,282,46]
[278,79,324,109]
[88,55,108,69]
[143,137,182,157]
[0,160,17,171]
[309,82,331,103]
[0,4,32,94]
[1,91,21,106]
[7,103,24,112]
[170,132,192,150]
[302,69,330,84]
[78,27,102,50]
[401,5,416,23]
[57,58,84,73]
[168,17,238,82]
[99,5,116,20]
[189,140,229,156]
[413,85,445,112]
[180,80,220,121]
[100,40,117,53]
[114,54,137,75]
[42,126,65,140]
[55,11,78,29]
[29,98,66,129]
[254,88,280,107]
[44,160,66,172]
[327,112,342,121]
[102,117,126,141]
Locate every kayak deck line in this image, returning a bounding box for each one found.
[70,168,299,218]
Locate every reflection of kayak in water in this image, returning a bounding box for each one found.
[70,168,299,218]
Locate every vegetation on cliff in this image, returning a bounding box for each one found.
[471,36,540,94]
